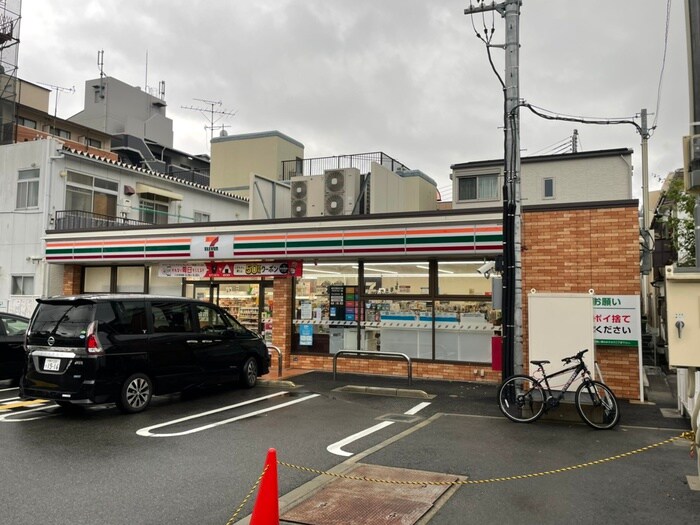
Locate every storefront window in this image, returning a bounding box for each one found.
[116,267,146,293]
[437,261,492,296]
[363,262,430,295]
[294,263,358,353]
[148,267,183,296]
[363,299,430,358]
[84,267,111,292]
[434,300,494,362]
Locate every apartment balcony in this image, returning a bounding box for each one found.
[53,210,150,231]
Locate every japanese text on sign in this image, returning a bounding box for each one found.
[593,295,640,347]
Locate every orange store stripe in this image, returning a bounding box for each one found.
[47,238,190,248]
[235,234,287,241]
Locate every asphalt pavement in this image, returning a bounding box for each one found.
[246,368,697,525]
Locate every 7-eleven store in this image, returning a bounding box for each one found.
[43,199,643,397]
[45,210,505,383]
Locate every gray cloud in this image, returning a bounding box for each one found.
[19,0,689,199]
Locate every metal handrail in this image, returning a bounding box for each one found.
[266,344,283,377]
[333,350,412,386]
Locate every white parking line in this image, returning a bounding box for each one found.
[327,401,431,457]
[0,387,19,393]
[0,405,60,422]
[136,391,320,437]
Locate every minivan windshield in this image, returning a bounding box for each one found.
[31,303,95,338]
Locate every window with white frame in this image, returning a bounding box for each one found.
[139,193,170,224]
[194,211,210,223]
[65,171,118,216]
[16,168,40,209]
[86,137,102,149]
[457,174,499,202]
[543,177,555,199]
[11,275,34,295]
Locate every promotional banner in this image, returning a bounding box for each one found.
[207,260,303,278]
[158,260,303,278]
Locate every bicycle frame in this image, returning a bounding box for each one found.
[532,360,592,406]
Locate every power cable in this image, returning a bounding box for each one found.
[650,0,672,134]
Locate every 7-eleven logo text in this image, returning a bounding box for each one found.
[205,236,219,258]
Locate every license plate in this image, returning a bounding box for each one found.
[44,358,61,372]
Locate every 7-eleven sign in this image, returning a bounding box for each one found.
[191,235,233,259]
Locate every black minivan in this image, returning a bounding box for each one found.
[20,295,270,413]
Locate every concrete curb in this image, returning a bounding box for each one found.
[333,385,435,399]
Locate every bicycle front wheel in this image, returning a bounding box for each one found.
[575,380,620,430]
[498,375,545,423]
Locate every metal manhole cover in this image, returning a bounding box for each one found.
[281,464,460,525]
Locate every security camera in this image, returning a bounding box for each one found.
[477,261,496,278]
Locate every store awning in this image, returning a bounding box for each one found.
[135,182,183,201]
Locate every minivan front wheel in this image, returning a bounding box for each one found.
[241,357,258,388]
[117,373,153,413]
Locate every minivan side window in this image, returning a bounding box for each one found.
[151,302,193,333]
[96,301,148,335]
[194,304,230,334]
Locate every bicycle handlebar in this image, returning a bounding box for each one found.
[561,349,588,364]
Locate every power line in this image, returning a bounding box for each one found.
[650,0,672,133]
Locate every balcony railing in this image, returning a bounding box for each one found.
[281,152,410,181]
[53,210,151,231]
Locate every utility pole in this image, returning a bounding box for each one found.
[465,0,523,379]
[639,108,652,322]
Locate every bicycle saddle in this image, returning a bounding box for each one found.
[530,360,550,366]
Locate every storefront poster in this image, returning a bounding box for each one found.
[158,264,208,278]
[206,260,303,278]
[593,295,640,347]
[300,301,312,320]
[299,324,313,346]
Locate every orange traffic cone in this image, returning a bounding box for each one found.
[250,448,279,525]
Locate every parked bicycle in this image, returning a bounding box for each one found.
[498,349,620,430]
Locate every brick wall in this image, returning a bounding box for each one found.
[62,265,82,295]
[522,204,641,398]
[272,278,293,369]
[290,354,501,384]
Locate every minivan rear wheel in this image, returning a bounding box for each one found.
[241,357,258,388]
[117,372,153,413]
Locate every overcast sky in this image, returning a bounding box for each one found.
[19,0,690,200]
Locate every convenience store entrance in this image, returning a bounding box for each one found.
[185,280,274,341]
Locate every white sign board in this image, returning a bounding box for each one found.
[528,292,595,384]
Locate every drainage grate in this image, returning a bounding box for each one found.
[280,464,460,525]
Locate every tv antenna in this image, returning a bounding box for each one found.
[36,82,76,119]
[181,98,237,143]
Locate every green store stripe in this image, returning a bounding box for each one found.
[145,244,190,252]
[287,239,342,248]
[235,242,286,250]
[344,237,404,247]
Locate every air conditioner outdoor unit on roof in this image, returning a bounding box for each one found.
[291,175,324,218]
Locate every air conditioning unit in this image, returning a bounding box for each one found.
[323,168,361,216]
[290,175,324,218]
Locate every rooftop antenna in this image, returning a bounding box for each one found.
[36,82,75,119]
[181,98,237,147]
[97,49,106,99]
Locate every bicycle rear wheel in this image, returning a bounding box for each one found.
[575,380,620,430]
[498,375,545,423]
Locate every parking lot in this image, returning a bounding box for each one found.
[0,372,696,525]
